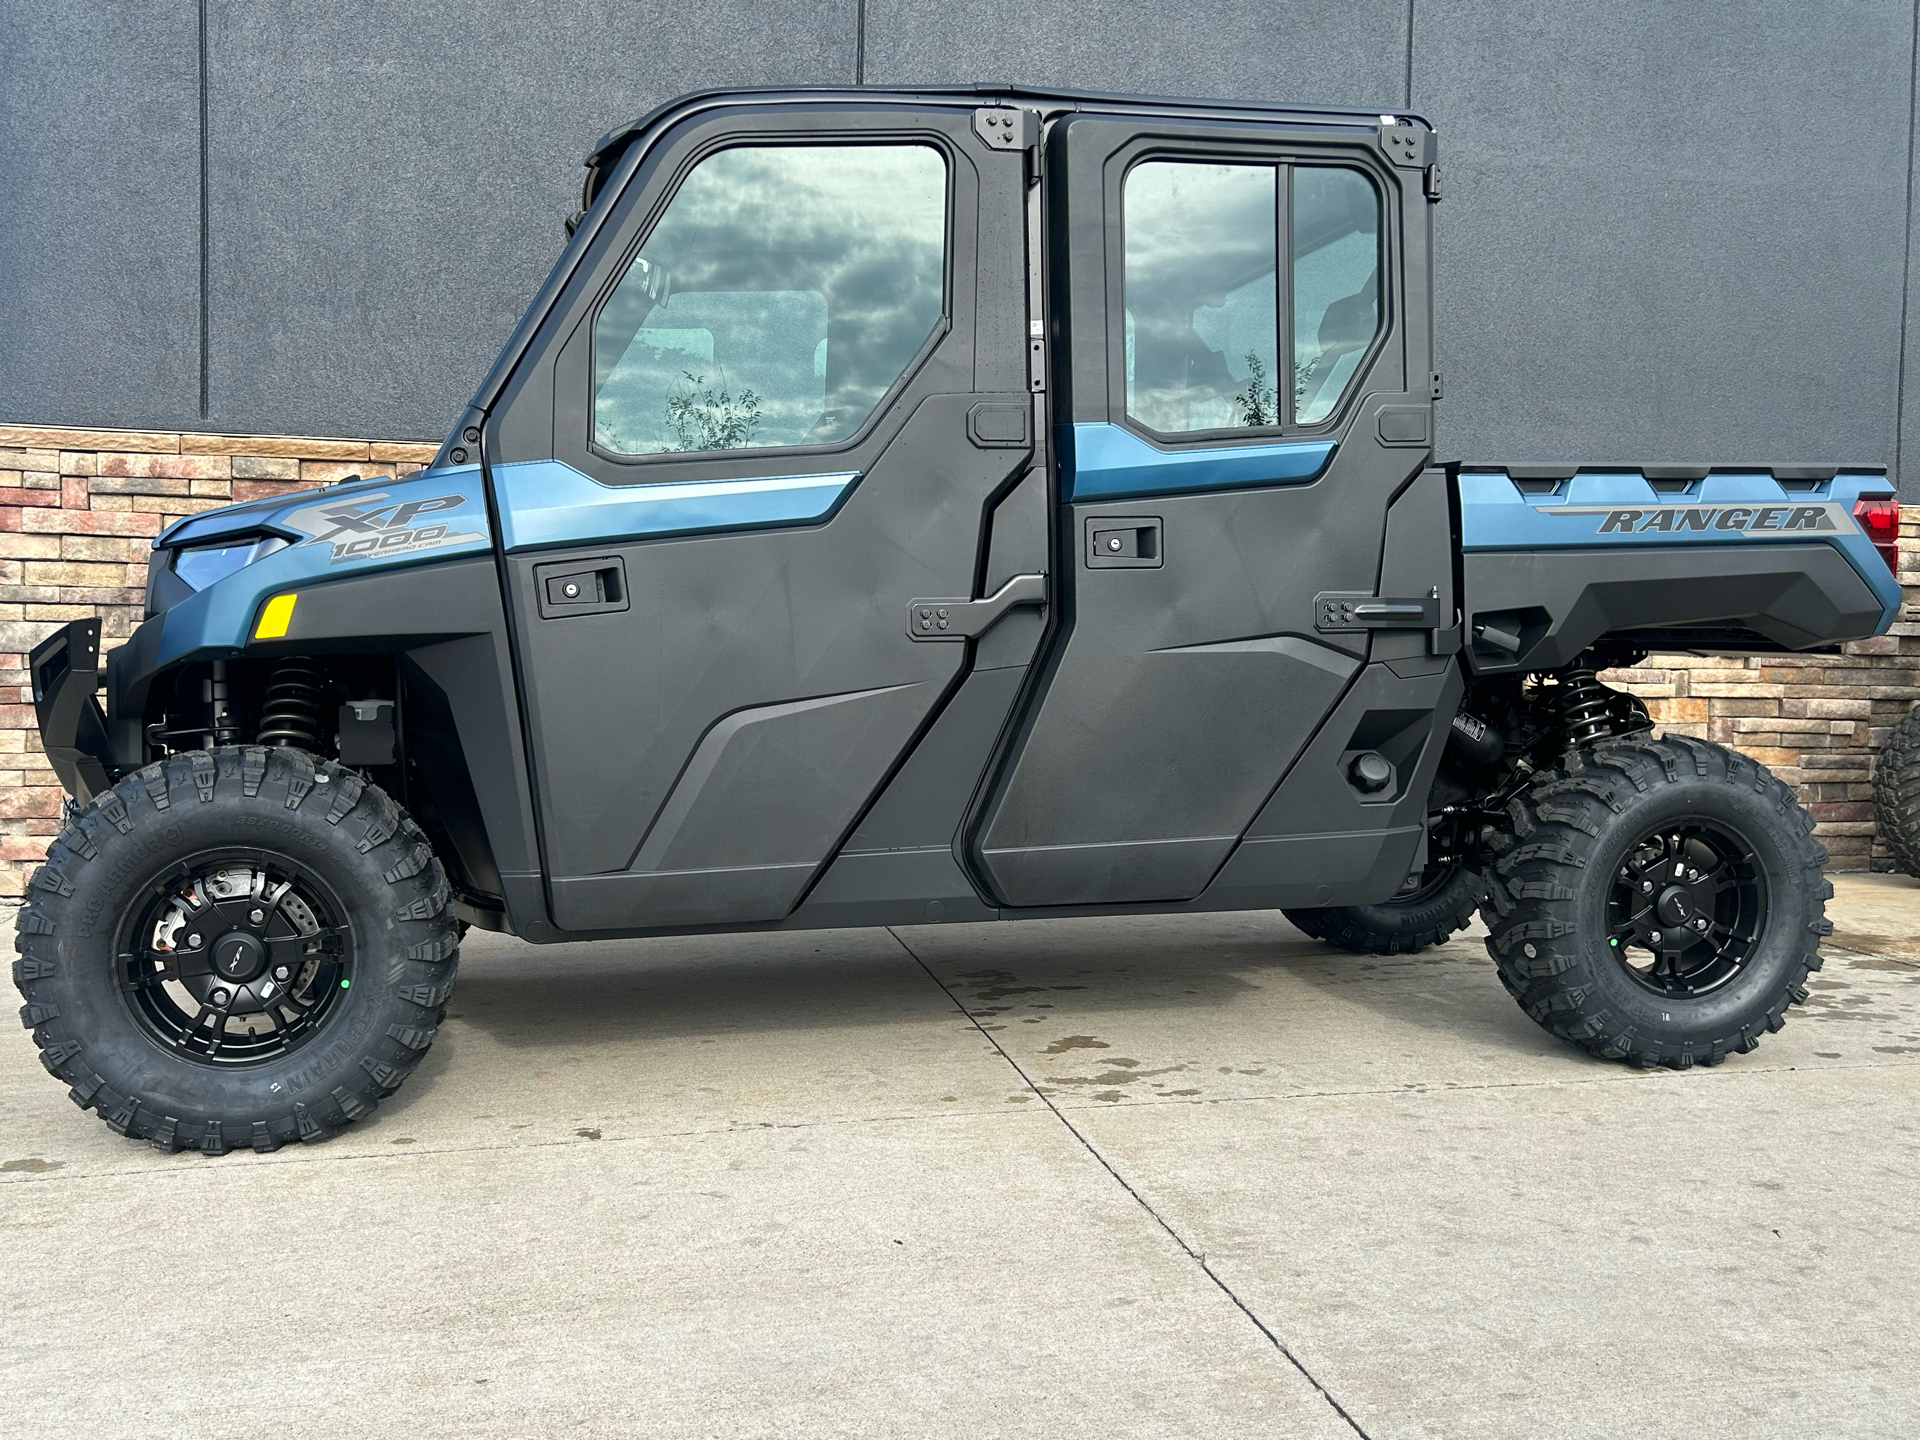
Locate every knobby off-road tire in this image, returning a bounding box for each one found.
[1481,736,1830,1069]
[13,747,460,1153]
[1871,703,1920,877]
[1284,863,1483,956]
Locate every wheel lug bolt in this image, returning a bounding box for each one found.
[187,933,203,948]
[1687,869,1699,882]
[1694,918,1710,931]
[211,988,230,1006]
[274,965,290,981]
[1640,881,1653,893]
[1649,930,1663,945]
[249,908,265,924]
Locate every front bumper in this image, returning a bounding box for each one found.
[29,619,113,803]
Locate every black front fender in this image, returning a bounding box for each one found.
[29,619,112,804]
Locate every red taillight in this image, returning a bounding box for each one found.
[1854,496,1900,576]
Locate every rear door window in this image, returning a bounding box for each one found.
[593,144,947,456]
[1292,167,1382,425]
[1121,156,1382,435]
[1123,161,1279,435]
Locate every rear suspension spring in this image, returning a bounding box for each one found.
[256,659,330,750]
[1557,666,1614,745]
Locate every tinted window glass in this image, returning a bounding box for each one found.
[593,145,947,456]
[1123,162,1279,434]
[1292,167,1381,424]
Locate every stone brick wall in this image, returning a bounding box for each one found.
[3,423,1917,896]
[1,424,436,897]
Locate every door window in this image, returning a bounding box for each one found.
[1292,167,1381,424]
[1122,157,1383,434]
[1123,162,1279,435]
[593,144,947,456]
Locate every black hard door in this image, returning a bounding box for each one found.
[484,104,1036,933]
[972,114,1441,908]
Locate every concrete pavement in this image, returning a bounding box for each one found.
[3,878,1915,1438]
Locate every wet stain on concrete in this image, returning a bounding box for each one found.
[1814,1052,1843,1059]
[1,1158,62,1173]
[390,1137,417,1145]
[1831,952,1920,973]
[575,1127,602,1140]
[1046,1063,1187,1087]
[1872,1045,1919,1055]
[1040,1035,1111,1056]
[1092,1091,1126,1102]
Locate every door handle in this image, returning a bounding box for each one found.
[906,573,1047,640]
[535,556,628,618]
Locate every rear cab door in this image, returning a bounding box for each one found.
[482,99,1037,933]
[970,107,1457,909]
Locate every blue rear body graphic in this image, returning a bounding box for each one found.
[1457,468,1901,628]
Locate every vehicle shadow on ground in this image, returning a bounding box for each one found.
[436,915,1556,1060]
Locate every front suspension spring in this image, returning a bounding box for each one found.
[256,659,330,749]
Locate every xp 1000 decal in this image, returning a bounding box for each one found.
[284,489,486,563]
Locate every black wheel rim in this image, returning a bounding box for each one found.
[1606,821,1768,997]
[1390,859,1464,906]
[116,852,354,1066]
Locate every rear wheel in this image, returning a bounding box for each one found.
[1283,861,1483,956]
[1872,702,1920,876]
[13,747,460,1152]
[1481,736,1829,1068]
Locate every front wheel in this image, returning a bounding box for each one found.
[13,748,461,1152]
[1481,736,1830,1069]
[1283,861,1484,956]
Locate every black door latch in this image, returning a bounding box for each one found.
[1314,591,1440,631]
[907,573,1047,640]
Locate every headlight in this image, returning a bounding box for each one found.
[146,533,291,620]
[171,534,290,591]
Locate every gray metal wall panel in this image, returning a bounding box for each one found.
[865,0,1407,104]
[1902,30,1920,501]
[203,1,856,441]
[1415,1,1915,487]
[0,4,200,431]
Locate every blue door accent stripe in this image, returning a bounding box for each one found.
[491,459,858,552]
[1062,422,1336,501]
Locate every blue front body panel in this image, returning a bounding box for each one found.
[1060,421,1336,501]
[1457,469,1902,630]
[151,456,864,658]
[152,464,490,664]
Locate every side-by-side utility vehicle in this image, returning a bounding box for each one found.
[19,87,1901,1151]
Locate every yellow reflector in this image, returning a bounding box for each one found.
[254,593,297,640]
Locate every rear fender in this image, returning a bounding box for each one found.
[1457,468,1898,671]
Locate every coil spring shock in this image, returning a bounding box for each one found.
[256,659,330,749]
[1557,666,1614,746]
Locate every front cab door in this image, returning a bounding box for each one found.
[485,103,1035,933]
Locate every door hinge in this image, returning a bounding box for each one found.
[1424,163,1442,201]
[1430,371,1444,401]
[973,105,1042,183]
[973,105,1039,153]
